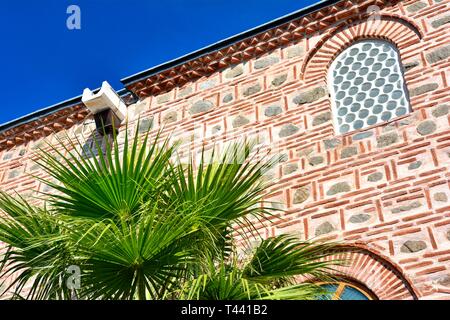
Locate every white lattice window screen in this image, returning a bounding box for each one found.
[329,40,410,134]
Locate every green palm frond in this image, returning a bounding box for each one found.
[0,123,345,300]
[72,201,210,300]
[178,235,344,301]
[178,258,265,300]
[35,126,175,221]
[0,192,72,299]
[164,140,282,261]
[167,140,280,225]
[242,234,344,283]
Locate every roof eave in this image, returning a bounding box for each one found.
[0,88,131,134]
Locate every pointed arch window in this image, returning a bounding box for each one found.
[329,40,410,134]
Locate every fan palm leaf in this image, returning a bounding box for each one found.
[0,124,345,299]
[0,192,72,299]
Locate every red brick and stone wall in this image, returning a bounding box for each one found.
[1,0,450,299]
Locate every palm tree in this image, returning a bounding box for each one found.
[0,124,343,300]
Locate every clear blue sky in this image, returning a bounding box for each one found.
[0,0,316,125]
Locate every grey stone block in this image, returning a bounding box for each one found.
[254,56,279,69]
[178,87,193,97]
[211,125,222,135]
[199,80,216,90]
[225,65,244,78]
[156,93,170,104]
[312,112,332,126]
[243,84,261,97]
[434,192,448,202]
[286,45,304,58]
[264,105,283,117]
[293,187,310,204]
[279,124,299,138]
[408,161,422,170]
[406,1,427,13]
[222,93,233,103]
[417,120,437,136]
[368,172,383,182]
[271,74,288,87]
[232,115,250,128]
[426,45,450,64]
[352,131,373,141]
[162,111,177,124]
[392,201,422,214]
[283,163,298,175]
[30,163,40,172]
[326,182,351,196]
[3,153,12,160]
[400,240,427,253]
[293,87,327,105]
[432,15,450,28]
[134,102,147,115]
[138,118,153,133]
[190,100,214,114]
[349,214,371,224]
[438,275,450,287]
[8,170,20,180]
[403,61,420,71]
[409,83,439,97]
[323,138,341,149]
[432,104,449,117]
[315,222,335,236]
[341,146,358,159]
[309,156,324,166]
[298,148,313,157]
[377,132,398,148]
[382,124,397,133]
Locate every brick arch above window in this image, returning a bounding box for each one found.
[301,15,423,83]
[296,244,420,300]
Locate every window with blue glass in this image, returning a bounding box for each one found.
[318,282,375,300]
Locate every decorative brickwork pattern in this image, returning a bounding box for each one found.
[326,245,419,299]
[296,244,419,299]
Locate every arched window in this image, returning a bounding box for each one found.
[318,281,377,300]
[329,40,410,134]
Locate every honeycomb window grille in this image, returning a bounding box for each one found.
[328,40,410,134]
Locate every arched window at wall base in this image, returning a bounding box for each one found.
[296,245,419,300]
[316,278,378,300]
